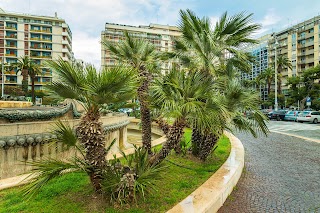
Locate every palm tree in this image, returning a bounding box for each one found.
[46,59,135,191]
[149,68,227,165]
[172,9,260,74]
[11,56,34,93]
[102,32,160,154]
[258,68,274,94]
[28,63,42,104]
[171,10,265,160]
[276,55,292,94]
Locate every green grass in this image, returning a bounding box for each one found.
[0,130,230,213]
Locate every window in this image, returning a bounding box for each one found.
[44,21,52,25]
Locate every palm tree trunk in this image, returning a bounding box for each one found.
[21,69,28,93]
[137,69,152,154]
[155,118,170,135]
[149,118,186,166]
[198,131,221,161]
[31,76,35,104]
[191,127,203,157]
[76,107,106,192]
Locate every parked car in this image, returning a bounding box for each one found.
[284,110,300,122]
[296,111,320,123]
[261,109,272,117]
[268,110,287,121]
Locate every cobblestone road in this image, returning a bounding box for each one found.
[219,132,320,213]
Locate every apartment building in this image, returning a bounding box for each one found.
[101,22,181,71]
[267,15,320,94]
[241,34,271,101]
[0,8,73,90]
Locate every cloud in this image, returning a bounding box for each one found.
[254,9,281,37]
[72,32,101,67]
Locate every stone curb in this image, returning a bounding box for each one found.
[167,131,244,213]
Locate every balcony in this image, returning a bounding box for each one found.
[30,37,41,41]
[5,44,17,48]
[5,54,17,57]
[5,35,17,39]
[5,26,17,30]
[5,80,17,84]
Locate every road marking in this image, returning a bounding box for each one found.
[270,130,320,144]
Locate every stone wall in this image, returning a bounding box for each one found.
[0,113,132,179]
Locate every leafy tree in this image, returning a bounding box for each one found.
[102,32,161,154]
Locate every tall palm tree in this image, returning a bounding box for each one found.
[102,32,160,154]
[276,55,292,94]
[172,9,260,74]
[11,56,34,93]
[258,68,274,94]
[46,59,135,191]
[28,63,42,104]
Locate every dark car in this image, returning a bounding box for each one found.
[268,110,287,121]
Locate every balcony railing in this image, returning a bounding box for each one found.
[5,35,17,39]
[31,55,52,59]
[5,44,17,48]
[5,26,17,30]
[5,54,17,57]
[30,29,52,33]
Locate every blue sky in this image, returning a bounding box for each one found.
[1,0,320,67]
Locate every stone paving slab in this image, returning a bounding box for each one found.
[219,132,320,213]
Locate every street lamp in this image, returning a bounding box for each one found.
[274,36,279,111]
[1,55,4,99]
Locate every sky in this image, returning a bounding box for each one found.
[1,0,320,68]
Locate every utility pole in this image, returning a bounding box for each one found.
[274,36,278,111]
[1,55,4,99]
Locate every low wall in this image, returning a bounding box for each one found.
[167,131,244,213]
[0,101,32,108]
[0,119,167,190]
[0,113,132,179]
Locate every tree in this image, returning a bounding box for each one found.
[28,63,42,104]
[258,68,274,95]
[276,55,292,94]
[102,32,160,154]
[171,10,266,161]
[171,9,260,74]
[11,56,33,93]
[149,68,227,165]
[46,59,135,191]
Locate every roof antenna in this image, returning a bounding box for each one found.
[55,12,57,18]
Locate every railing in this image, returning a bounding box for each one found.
[5,45,17,48]
[5,36,17,39]
[5,26,17,30]
[30,29,52,33]
[5,54,17,57]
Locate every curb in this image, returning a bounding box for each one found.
[167,131,244,213]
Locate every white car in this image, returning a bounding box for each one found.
[296,111,320,123]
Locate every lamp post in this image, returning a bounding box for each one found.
[1,55,4,99]
[274,36,279,111]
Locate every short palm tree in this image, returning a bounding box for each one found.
[149,68,227,165]
[276,55,292,94]
[45,59,135,191]
[102,31,160,154]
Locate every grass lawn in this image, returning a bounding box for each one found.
[0,129,231,213]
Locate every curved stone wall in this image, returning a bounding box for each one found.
[0,113,132,179]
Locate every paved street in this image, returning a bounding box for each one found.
[219,131,320,213]
[267,120,320,141]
